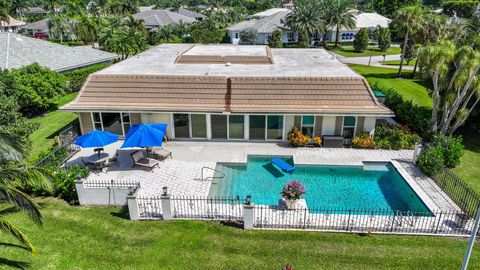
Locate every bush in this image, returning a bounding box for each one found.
[268,29,283,48]
[280,180,306,200]
[287,127,310,147]
[377,27,391,52]
[352,132,376,148]
[432,134,465,167]
[442,0,480,18]
[49,165,89,204]
[353,28,369,52]
[63,63,111,93]
[417,146,445,175]
[313,136,322,146]
[297,31,309,48]
[239,28,257,44]
[374,124,420,150]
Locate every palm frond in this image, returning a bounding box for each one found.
[0,184,43,225]
[0,217,37,254]
[0,133,24,163]
[0,166,53,192]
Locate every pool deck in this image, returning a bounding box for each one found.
[67,141,459,212]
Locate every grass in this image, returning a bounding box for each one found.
[0,198,478,269]
[27,93,78,162]
[381,59,417,67]
[330,46,401,57]
[452,128,480,194]
[348,64,432,108]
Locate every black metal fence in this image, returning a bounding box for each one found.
[137,196,163,220]
[422,150,480,218]
[35,125,80,168]
[171,196,244,220]
[253,206,473,236]
[83,179,140,191]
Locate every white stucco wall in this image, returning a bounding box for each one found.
[364,117,376,136]
[141,113,172,139]
[284,115,295,139]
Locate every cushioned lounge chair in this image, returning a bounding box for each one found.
[130,150,159,170]
[148,147,172,161]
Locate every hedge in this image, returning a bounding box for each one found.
[63,63,111,93]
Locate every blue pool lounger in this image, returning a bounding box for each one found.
[271,158,295,172]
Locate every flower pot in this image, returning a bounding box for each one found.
[285,199,299,210]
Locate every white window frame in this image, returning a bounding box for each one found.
[189,114,208,139]
[341,116,357,138]
[91,112,131,136]
[301,115,315,136]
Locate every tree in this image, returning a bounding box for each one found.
[393,5,425,78]
[353,28,369,52]
[0,132,52,254]
[324,0,356,48]
[297,31,310,48]
[77,13,100,46]
[0,96,38,149]
[373,0,421,17]
[189,19,225,44]
[48,14,72,43]
[442,0,480,18]
[8,0,28,17]
[44,0,60,13]
[239,28,257,44]
[124,15,146,35]
[285,1,326,45]
[100,27,147,60]
[400,38,416,65]
[418,41,480,134]
[377,26,391,52]
[268,29,283,48]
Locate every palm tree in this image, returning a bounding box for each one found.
[0,8,10,26]
[0,133,52,254]
[9,0,28,18]
[393,5,425,78]
[77,14,100,46]
[285,1,326,45]
[324,0,356,48]
[47,14,71,43]
[173,20,189,38]
[157,24,175,43]
[124,15,146,36]
[44,0,60,13]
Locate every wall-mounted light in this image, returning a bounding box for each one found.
[162,186,168,196]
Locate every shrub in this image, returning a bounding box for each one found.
[297,31,309,48]
[287,127,310,147]
[313,136,322,146]
[352,132,376,148]
[417,146,445,175]
[280,180,306,200]
[374,124,420,150]
[63,63,111,93]
[268,29,283,48]
[239,28,257,44]
[353,28,369,52]
[49,165,90,204]
[432,134,465,167]
[377,27,391,52]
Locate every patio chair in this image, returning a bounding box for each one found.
[148,147,172,161]
[108,150,120,167]
[130,150,159,170]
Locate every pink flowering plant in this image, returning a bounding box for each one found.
[280,180,306,201]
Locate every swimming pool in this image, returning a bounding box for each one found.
[209,156,432,215]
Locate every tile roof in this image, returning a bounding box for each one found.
[177,8,207,20]
[22,18,49,31]
[132,9,195,28]
[0,17,26,28]
[228,11,291,33]
[0,33,118,71]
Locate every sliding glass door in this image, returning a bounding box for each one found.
[267,115,283,140]
[249,115,266,140]
[191,114,207,138]
[173,114,189,138]
[211,115,228,139]
[229,115,244,139]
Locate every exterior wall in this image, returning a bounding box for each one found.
[256,33,268,44]
[364,117,376,136]
[355,116,365,136]
[79,112,93,134]
[326,30,359,43]
[321,116,336,135]
[75,180,133,206]
[130,113,142,124]
[334,116,343,135]
[229,30,240,44]
[284,115,295,139]
[314,116,323,136]
[140,113,172,139]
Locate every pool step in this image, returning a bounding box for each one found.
[363,162,389,172]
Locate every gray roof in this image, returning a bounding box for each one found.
[228,11,291,33]
[22,18,49,31]
[132,10,196,28]
[0,33,118,72]
[177,8,207,20]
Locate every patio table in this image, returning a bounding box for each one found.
[85,153,109,171]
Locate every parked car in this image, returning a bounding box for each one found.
[34,32,49,39]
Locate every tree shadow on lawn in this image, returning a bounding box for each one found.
[0,244,32,269]
[45,118,79,140]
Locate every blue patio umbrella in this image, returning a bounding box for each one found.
[75,130,119,148]
[121,124,166,148]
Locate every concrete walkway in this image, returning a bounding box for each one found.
[331,52,414,71]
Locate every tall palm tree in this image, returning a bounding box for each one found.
[124,15,146,36]
[285,1,326,45]
[324,0,356,48]
[77,13,100,46]
[393,5,425,78]
[0,133,52,254]
[9,0,28,18]
[47,14,71,43]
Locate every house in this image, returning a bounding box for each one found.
[177,7,207,21]
[61,44,393,143]
[228,9,390,45]
[132,9,196,30]
[21,18,49,37]
[0,33,118,71]
[0,17,26,33]
[228,10,296,45]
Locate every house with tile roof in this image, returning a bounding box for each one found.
[61,44,393,143]
[0,33,118,71]
[132,9,196,30]
[0,17,26,33]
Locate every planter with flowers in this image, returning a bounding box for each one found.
[280,180,306,209]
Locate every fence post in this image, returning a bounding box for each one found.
[412,143,422,164]
[243,204,255,230]
[127,194,140,221]
[75,178,86,205]
[161,194,172,220]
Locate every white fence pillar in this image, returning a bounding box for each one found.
[412,143,422,164]
[127,194,140,221]
[161,194,172,220]
[75,179,87,205]
[243,204,255,230]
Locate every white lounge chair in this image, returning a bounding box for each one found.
[130,150,159,170]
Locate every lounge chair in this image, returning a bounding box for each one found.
[148,147,172,161]
[130,150,159,170]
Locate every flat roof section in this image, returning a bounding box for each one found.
[184,45,268,56]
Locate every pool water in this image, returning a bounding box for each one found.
[209,156,432,215]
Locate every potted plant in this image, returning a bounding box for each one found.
[313,136,322,147]
[280,180,306,209]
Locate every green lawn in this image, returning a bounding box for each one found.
[0,198,478,269]
[27,93,78,162]
[381,59,417,67]
[453,129,480,194]
[330,46,401,57]
[348,64,432,108]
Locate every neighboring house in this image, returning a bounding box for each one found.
[0,33,118,72]
[61,44,393,143]
[0,17,26,33]
[21,18,49,37]
[177,7,207,21]
[228,11,296,45]
[228,10,390,45]
[132,9,196,30]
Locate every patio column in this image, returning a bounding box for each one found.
[127,194,140,221]
[161,194,172,220]
[243,204,255,230]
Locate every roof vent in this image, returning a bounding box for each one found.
[225,62,232,66]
